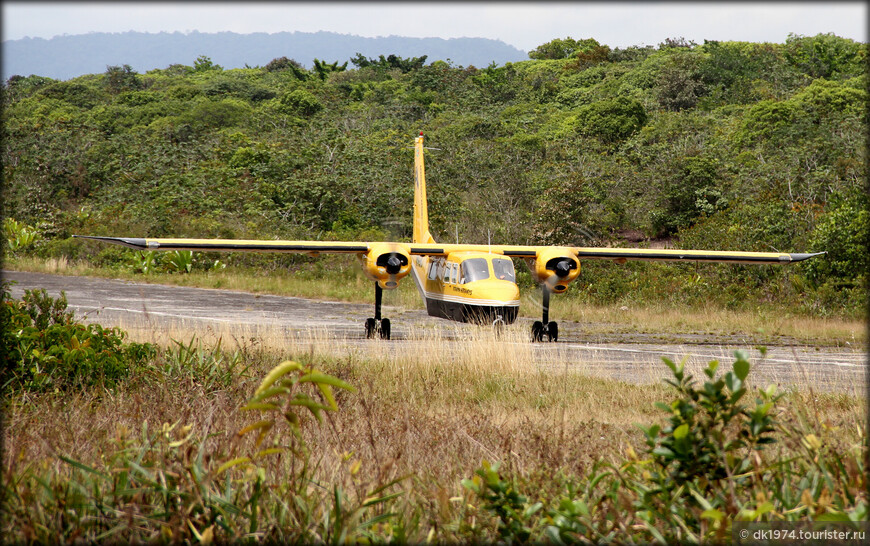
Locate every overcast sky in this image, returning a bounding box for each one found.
[3,2,866,51]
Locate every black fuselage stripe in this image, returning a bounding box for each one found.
[155,243,368,252]
[502,250,537,257]
[577,252,787,263]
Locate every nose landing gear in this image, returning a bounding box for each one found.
[365,283,391,340]
[492,315,505,337]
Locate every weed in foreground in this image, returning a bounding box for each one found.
[463,353,868,543]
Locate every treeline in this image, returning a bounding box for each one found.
[2,33,866,316]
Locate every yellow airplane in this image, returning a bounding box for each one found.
[77,133,824,341]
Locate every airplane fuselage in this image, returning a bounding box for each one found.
[411,251,520,324]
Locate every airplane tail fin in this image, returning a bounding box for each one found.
[413,133,435,244]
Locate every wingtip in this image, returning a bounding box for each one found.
[73,235,149,249]
[790,251,826,262]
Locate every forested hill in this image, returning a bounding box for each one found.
[2,30,527,80]
[2,34,866,316]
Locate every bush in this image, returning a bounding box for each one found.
[464,352,867,543]
[2,283,156,392]
[571,96,647,142]
[278,89,323,116]
[805,194,869,286]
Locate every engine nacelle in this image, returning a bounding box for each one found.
[527,247,580,293]
[360,243,412,289]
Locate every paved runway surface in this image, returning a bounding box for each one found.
[5,270,866,393]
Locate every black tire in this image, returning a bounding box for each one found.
[547,321,558,342]
[365,318,377,339]
[380,318,391,340]
[532,321,544,342]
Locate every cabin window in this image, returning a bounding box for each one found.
[492,258,516,282]
[461,258,490,283]
[442,262,453,284]
[427,260,439,280]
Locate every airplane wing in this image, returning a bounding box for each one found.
[75,236,823,264]
[73,236,370,254]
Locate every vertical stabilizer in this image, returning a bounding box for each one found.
[413,133,435,244]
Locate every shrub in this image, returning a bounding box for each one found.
[571,96,647,142]
[278,89,323,116]
[2,283,156,392]
[3,358,408,543]
[805,193,869,286]
[3,218,40,253]
[464,352,866,543]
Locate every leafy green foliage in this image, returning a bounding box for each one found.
[656,51,705,110]
[464,353,866,543]
[806,193,869,285]
[462,461,542,543]
[350,52,428,73]
[278,88,322,116]
[528,37,603,60]
[4,218,40,253]
[2,283,156,392]
[193,54,222,72]
[571,96,647,142]
[652,155,726,235]
[641,352,779,488]
[784,33,866,79]
[312,58,348,80]
[263,55,303,73]
[103,64,141,94]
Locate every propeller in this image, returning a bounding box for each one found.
[376,249,409,288]
[553,259,573,278]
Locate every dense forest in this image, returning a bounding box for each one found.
[2,34,867,317]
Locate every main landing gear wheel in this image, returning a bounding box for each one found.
[365,283,391,340]
[531,286,558,342]
[531,320,558,342]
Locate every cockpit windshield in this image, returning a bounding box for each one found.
[492,258,516,282]
[461,258,490,283]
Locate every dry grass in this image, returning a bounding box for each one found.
[7,319,863,479]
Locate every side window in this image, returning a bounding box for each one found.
[427,260,439,280]
[447,263,458,284]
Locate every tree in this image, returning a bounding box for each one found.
[784,33,866,79]
[529,37,581,60]
[312,59,348,80]
[350,53,428,73]
[264,56,303,72]
[193,55,222,72]
[104,64,141,94]
[652,156,726,236]
[805,193,869,285]
[565,41,611,70]
[656,52,705,111]
[278,89,322,116]
[572,96,647,143]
